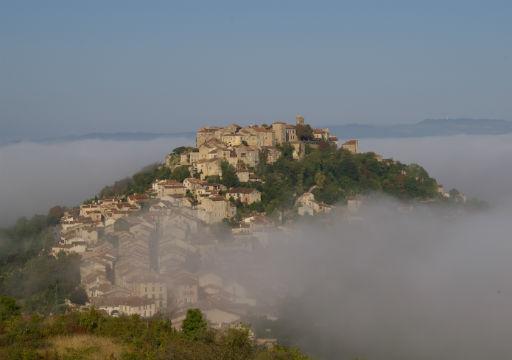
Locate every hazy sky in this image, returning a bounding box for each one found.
[1,1,511,140]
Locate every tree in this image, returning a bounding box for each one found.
[181,308,208,341]
[0,296,20,322]
[280,143,294,160]
[295,124,314,141]
[171,165,191,182]
[47,206,65,226]
[69,287,88,305]
[221,161,240,188]
[172,146,196,155]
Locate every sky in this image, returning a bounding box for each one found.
[1,1,511,141]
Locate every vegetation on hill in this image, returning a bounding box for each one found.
[0,210,84,315]
[0,305,309,359]
[247,142,440,215]
[92,142,475,222]
[97,162,190,199]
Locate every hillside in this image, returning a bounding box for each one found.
[0,305,309,359]
[0,117,483,360]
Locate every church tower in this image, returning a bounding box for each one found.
[295,114,305,126]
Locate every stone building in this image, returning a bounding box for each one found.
[226,188,262,205]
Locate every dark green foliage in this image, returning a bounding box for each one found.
[172,146,197,155]
[0,210,83,316]
[0,309,310,359]
[280,143,294,160]
[221,161,241,188]
[99,163,172,198]
[171,165,191,182]
[181,308,208,341]
[68,287,88,305]
[0,207,63,271]
[1,253,82,314]
[0,296,20,322]
[254,145,440,215]
[206,175,222,184]
[295,124,314,141]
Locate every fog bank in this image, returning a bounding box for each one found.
[0,137,190,226]
[361,134,512,205]
[256,201,512,359]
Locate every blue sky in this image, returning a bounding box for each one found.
[1,0,511,140]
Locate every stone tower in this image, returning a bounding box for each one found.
[295,114,305,126]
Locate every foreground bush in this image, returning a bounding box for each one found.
[0,307,309,359]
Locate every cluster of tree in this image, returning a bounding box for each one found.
[247,144,440,216]
[0,305,310,359]
[98,162,190,199]
[0,209,84,315]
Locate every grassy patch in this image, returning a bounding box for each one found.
[44,334,125,359]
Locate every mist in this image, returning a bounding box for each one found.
[196,134,512,359]
[2,133,512,359]
[0,137,190,226]
[233,200,512,359]
[360,134,512,206]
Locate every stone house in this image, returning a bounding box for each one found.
[129,272,168,310]
[342,139,359,154]
[313,128,331,141]
[194,158,222,180]
[183,178,208,193]
[271,122,287,144]
[153,180,186,197]
[196,126,222,147]
[92,295,157,318]
[261,146,281,164]
[296,192,332,216]
[221,133,243,147]
[285,125,298,142]
[226,188,261,205]
[197,196,236,223]
[169,271,199,309]
[233,145,259,168]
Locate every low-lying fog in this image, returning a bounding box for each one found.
[361,134,512,206]
[0,137,190,226]
[217,134,512,359]
[2,134,510,227]
[2,133,512,359]
[246,198,512,360]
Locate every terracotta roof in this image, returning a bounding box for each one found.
[343,139,358,145]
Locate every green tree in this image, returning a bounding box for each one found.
[295,124,314,141]
[172,146,196,155]
[221,161,240,188]
[181,308,208,341]
[171,165,191,182]
[280,143,294,160]
[0,296,20,322]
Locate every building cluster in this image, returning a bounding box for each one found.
[171,115,356,181]
[54,115,361,326]
[54,180,271,325]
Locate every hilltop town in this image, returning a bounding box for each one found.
[49,115,459,329]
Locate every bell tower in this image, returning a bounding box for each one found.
[295,114,305,126]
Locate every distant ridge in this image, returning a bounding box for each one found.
[3,119,512,146]
[0,131,195,147]
[327,118,512,138]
